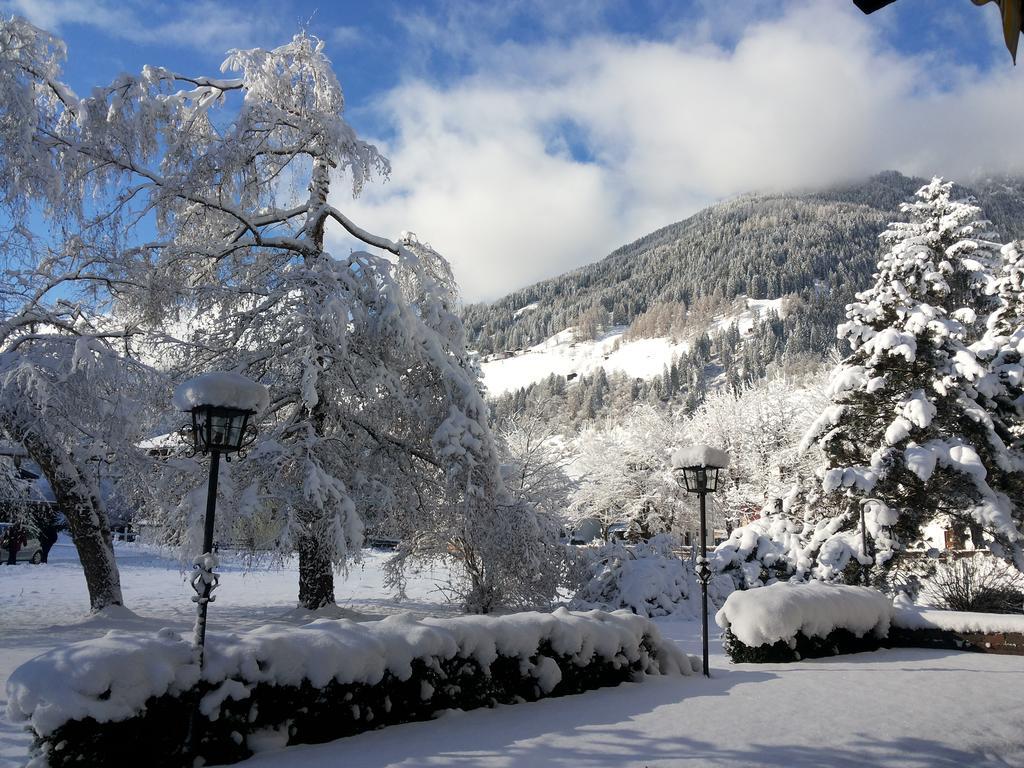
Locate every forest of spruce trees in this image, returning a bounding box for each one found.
[473,172,1024,430]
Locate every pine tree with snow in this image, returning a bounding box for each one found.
[977,240,1024,447]
[799,178,1024,581]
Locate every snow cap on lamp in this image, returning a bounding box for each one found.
[173,371,270,414]
[671,445,730,469]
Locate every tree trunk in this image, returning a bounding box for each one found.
[6,419,123,611]
[295,392,338,610]
[298,535,335,610]
[969,522,985,550]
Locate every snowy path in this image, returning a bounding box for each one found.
[3,545,1024,767]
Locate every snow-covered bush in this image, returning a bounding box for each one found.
[712,512,804,589]
[921,555,1024,614]
[570,535,696,617]
[715,581,892,662]
[7,610,695,767]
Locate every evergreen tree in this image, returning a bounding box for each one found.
[799,178,1024,580]
[980,241,1024,447]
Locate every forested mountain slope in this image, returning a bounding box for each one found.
[463,172,1024,358]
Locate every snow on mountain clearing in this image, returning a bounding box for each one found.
[480,297,788,396]
[481,327,687,397]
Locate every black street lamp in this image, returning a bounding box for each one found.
[859,500,878,587]
[173,372,267,668]
[672,446,729,678]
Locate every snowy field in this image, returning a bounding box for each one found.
[3,541,1024,768]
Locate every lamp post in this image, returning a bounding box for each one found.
[173,372,267,668]
[671,445,729,678]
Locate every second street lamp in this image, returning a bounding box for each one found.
[671,444,730,679]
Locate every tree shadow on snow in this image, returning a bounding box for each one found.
[236,669,786,767]
[239,708,1013,768]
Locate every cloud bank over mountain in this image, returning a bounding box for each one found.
[333,2,1024,301]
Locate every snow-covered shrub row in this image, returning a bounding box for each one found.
[892,606,1024,635]
[8,609,695,767]
[889,604,1024,655]
[570,536,696,617]
[715,581,892,662]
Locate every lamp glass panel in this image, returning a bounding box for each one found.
[679,465,723,494]
[706,467,720,493]
[192,407,251,453]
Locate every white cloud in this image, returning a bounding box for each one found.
[326,2,1024,303]
[3,0,284,51]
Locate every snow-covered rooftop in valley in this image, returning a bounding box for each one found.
[136,433,187,451]
[671,445,731,469]
[0,440,27,458]
[172,372,270,414]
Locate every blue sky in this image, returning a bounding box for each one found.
[5,0,1023,300]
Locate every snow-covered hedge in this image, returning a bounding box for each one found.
[715,581,892,662]
[7,609,695,767]
[892,606,1024,634]
[570,536,705,618]
[889,606,1024,655]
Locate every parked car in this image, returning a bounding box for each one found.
[111,523,137,543]
[0,522,43,564]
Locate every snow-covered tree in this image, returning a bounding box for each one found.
[496,412,576,518]
[978,240,1024,446]
[685,372,829,522]
[0,18,555,612]
[0,323,154,609]
[799,178,1024,581]
[0,17,165,608]
[569,405,690,540]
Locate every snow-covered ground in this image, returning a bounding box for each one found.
[480,297,789,396]
[481,327,689,396]
[4,539,1024,767]
[710,297,788,336]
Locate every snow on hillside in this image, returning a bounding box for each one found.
[513,301,540,318]
[481,297,788,396]
[712,297,788,335]
[481,327,688,397]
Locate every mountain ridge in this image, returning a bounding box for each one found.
[462,171,1024,358]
